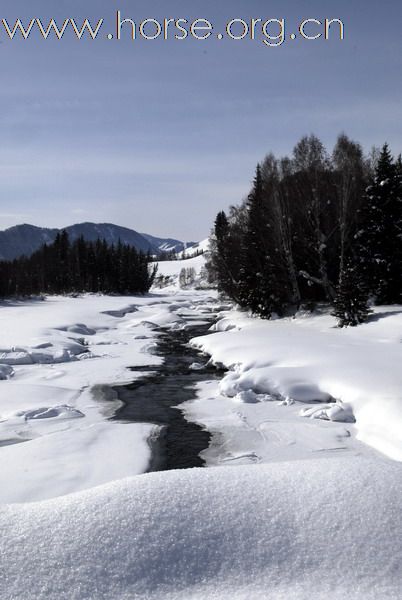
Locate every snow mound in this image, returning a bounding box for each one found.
[301,402,356,423]
[0,340,88,365]
[234,389,260,403]
[1,457,402,600]
[58,323,97,335]
[219,369,331,404]
[280,380,331,403]
[15,405,85,421]
[0,350,33,365]
[102,306,139,318]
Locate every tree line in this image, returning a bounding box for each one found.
[157,248,205,261]
[208,134,402,326]
[0,231,157,297]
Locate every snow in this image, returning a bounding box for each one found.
[0,364,13,379]
[153,237,210,289]
[2,289,402,598]
[154,252,206,278]
[0,292,214,502]
[1,456,402,600]
[177,237,210,258]
[301,402,356,423]
[190,305,402,462]
[0,414,154,503]
[183,379,367,466]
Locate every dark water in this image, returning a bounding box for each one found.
[112,318,224,472]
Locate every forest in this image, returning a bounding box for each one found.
[207,134,402,326]
[0,231,157,296]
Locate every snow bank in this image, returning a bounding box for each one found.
[1,456,401,600]
[191,306,402,461]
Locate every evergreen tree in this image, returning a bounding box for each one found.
[0,235,155,298]
[332,256,370,327]
[238,164,282,317]
[356,143,402,304]
[208,206,248,301]
[53,230,71,293]
[212,211,237,298]
[396,154,402,176]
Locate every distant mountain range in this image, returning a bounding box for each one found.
[0,223,196,261]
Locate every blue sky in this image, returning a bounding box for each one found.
[0,0,401,240]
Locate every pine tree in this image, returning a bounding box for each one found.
[212,211,237,298]
[396,154,402,176]
[356,143,402,304]
[238,164,282,317]
[332,255,370,327]
[0,235,155,298]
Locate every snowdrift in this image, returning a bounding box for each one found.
[1,457,401,600]
[192,306,402,462]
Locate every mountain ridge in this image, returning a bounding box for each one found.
[0,223,195,260]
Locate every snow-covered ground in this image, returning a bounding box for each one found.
[154,238,209,289]
[2,455,402,600]
[155,252,206,280]
[189,305,402,463]
[0,290,212,502]
[2,269,402,599]
[177,237,210,259]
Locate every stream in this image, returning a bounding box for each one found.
[112,314,223,472]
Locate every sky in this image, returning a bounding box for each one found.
[0,0,401,240]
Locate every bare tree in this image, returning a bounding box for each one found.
[261,154,301,306]
[292,135,336,300]
[332,133,365,275]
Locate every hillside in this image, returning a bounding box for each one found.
[0,223,195,260]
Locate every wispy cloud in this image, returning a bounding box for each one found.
[0,0,401,238]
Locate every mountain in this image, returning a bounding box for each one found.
[0,224,59,261]
[64,223,155,253]
[0,223,194,261]
[140,233,196,254]
[176,238,210,258]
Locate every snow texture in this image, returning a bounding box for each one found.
[191,306,402,462]
[0,291,216,501]
[1,457,402,600]
[1,285,402,599]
